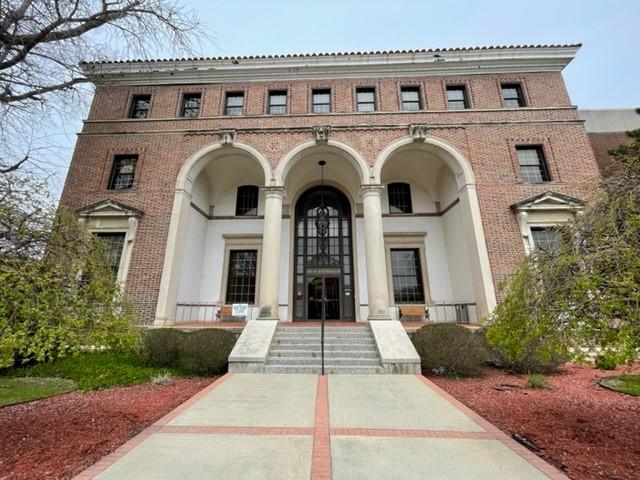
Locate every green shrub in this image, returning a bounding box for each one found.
[180,330,236,375]
[142,329,185,367]
[411,323,487,377]
[527,373,549,389]
[595,353,618,370]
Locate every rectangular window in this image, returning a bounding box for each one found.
[356,87,376,112]
[94,232,126,279]
[268,90,287,114]
[516,146,550,183]
[129,94,151,118]
[225,92,244,116]
[312,89,331,113]
[181,93,202,117]
[531,227,560,254]
[501,83,526,107]
[446,86,469,110]
[108,154,138,190]
[226,250,257,303]
[390,249,425,304]
[235,185,259,216]
[387,183,413,213]
[400,86,422,111]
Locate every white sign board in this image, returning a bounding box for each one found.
[232,303,249,318]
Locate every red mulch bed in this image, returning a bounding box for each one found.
[0,377,213,480]
[428,364,640,480]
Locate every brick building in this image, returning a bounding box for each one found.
[61,44,601,372]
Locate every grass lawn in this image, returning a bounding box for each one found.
[599,374,640,396]
[0,377,76,407]
[4,352,186,392]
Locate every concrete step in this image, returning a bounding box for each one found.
[264,365,384,374]
[273,332,373,339]
[269,349,379,359]
[271,342,377,351]
[272,337,376,345]
[268,356,381,366]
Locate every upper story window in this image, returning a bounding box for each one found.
[181,93,202,117]
[312,89,331,113]
[356,87,376,112]
[446,86,469,110]
[400,86,422,111]
[108,154,138,190]
[268,90,287,115]
[390,248,425,304]
[530,227,560,254]
[129,94,151,118]
[235,185,259,216]
[387,183,413,214]
[516,146,551,183]
[501,83,526,107]
[94,232,126,279]
[225,92,244,116]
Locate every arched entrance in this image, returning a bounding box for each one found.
[293,186,355,321]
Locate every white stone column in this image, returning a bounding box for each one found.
[257,187,285,320]
[361,184,391,320]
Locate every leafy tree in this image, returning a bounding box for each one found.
[487,130,640,370]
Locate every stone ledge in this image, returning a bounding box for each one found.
[369,320,421,374]
[228,320,278,373]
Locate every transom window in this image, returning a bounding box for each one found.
[225,92,244,116]
[501,83,526,107]
[356,87,376,112]
[387,183,413,214]
[181,93,201,117]
[235,185,259,216]
[516,146,551,183]
[400,86,422,111]
[108,155,138,190]
[530,227,560,254]
[390,249,425,304]
[129,94,151,118]
[268,90,287,114]
[446,86,469,110]
[226,250,257,303]
[94,233,125,279]
[312,89,331,113]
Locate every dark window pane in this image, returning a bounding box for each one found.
[501,83,525,107]
[531,228,560,254]
[181,93,201,117]
[388,183,413,213]
[269,90,287,114]
[390,249,425,304]
[226,250,257,303]
[356,87,376,112]
[446,86,468,109]
[129,95,151,118]
[312,89,331,113]
[225,92,244,115]
[94,233,125,279]
[401,87,421,111]
[516,147,550,182]
[235,185,259,216]
[108,155,138,190]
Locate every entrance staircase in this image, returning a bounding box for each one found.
[265,326,383,374]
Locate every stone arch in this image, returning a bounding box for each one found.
[274,139,371,186]
[372,135,475,188]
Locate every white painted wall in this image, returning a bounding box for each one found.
[355,218,369,322]
[177,207,207,302]
[441,204,475,300]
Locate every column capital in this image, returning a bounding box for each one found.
[360,184,385,197]
[261,186,286,199]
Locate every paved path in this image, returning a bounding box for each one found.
[75,374,567,480]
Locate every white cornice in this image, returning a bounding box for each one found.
[81,46,580,86]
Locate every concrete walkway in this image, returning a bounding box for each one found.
[75,374,568,480]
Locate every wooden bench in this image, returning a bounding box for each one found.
[399,305,428,322]
[216,305,234,322]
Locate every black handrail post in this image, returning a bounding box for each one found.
[321,286,325,375]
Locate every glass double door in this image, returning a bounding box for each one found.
[307,276,341,320]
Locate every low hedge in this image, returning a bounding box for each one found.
[141,329,236,375]
[411,323,487,377]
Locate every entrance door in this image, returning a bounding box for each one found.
[307,276,341,320]
[293,185,355,321]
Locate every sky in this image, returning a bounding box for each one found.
[48,0,640,193]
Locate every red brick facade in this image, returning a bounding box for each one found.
[61,48,601,323]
